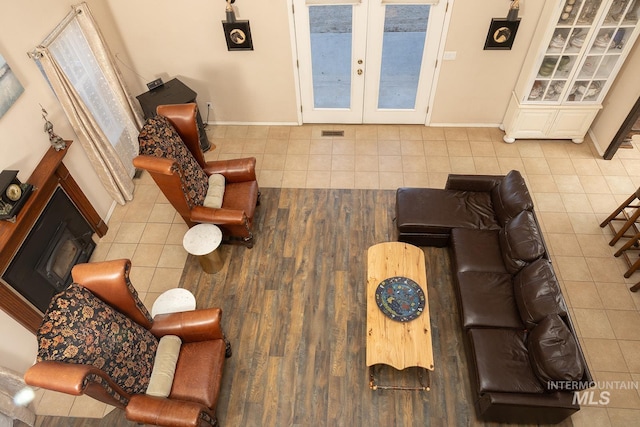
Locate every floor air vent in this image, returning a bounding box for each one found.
[321,130,345,137]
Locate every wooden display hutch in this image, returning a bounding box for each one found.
[502,0,640,143]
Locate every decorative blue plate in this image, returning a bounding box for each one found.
[375,276,425,322]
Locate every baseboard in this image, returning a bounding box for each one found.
[104,200,118,224]
[205,121,503,128]
[205,121,301,126]
[429,122,503,128]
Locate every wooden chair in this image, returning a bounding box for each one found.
[600,188,640,246]
[613,231,640,278]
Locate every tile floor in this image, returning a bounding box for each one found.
[30,124,640,426]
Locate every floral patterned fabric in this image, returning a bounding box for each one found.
[124,263,154,326]
[138,115,208,209]
[36,283,158,395]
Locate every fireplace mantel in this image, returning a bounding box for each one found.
[0,141,108,333]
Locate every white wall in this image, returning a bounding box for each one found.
[0,311,37,375]
[103,0,300,124]
[0,1,116,216]
[430,0,548,125]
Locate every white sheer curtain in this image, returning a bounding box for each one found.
[29,2,143,204]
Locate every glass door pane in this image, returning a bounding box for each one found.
[294,0,448,123]
[377,5,430,109]
[309,5,353,108]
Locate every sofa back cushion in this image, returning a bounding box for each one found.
[514,259,567,328]
[37,283,159,395]
[491,170,534,226]
[527,314,585,389]
[138,115,208,209]
[499,210,545,274]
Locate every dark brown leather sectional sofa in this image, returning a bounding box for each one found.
[395,170,592,424]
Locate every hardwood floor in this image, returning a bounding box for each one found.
[35,188,573,426]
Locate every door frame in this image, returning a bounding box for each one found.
[288,0,454,125]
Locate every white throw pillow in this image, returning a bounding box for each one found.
[146,335,182,397]
[203,174,226,209]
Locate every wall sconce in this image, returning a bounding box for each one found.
[507,0,520,21]
[222,0,253,51]
[484,0,521,50]
[225,0,236,23]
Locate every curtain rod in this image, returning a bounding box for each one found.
[27,7,82,59]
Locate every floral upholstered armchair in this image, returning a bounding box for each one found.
[134,103,260,247]
[24,259,230,427]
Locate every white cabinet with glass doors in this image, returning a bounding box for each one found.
[502,0,640,143]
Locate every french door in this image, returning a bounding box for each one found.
[293,0,449,124]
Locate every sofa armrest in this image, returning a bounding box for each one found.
[25,361,95,396]
[24,361,130,406]
[560,312,593,384]
[126,394,216,427]
[477,391,580,424]
[133,155,178,176]
[190,206,248,226]
[151,308,224,342]
[445,174,504,192]
[204,157,257,183]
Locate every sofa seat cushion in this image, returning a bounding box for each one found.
[528,314,585,388]
[514,259,567,328]
[468,328,544,394]
[222,180,260,219]
[456,272,523,329]
[169,340,226,409]
[396,187,499,235]
[451,228,508,274]
[499,210,546,274]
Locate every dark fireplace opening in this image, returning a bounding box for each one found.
[36,222,88,292]
[3,187,96,312]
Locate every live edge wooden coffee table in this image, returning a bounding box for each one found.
[366,242,434,391]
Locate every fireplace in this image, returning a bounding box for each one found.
[3,187,95,312]
[0,141,107,332]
